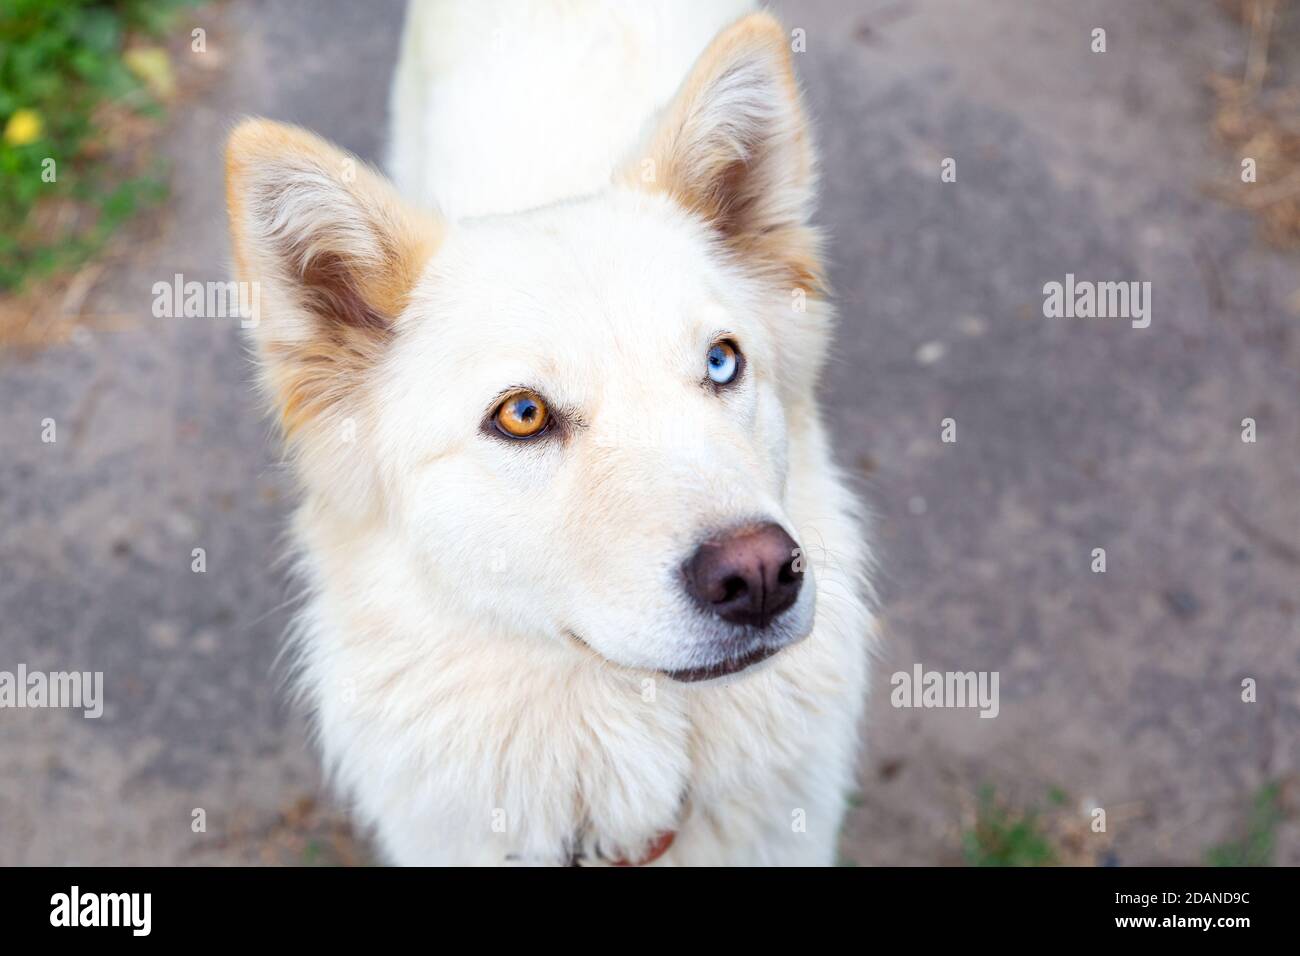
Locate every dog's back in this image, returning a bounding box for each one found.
[388,0,754,217]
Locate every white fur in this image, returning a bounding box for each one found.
[388,0,755,217]
[235,0,875,865]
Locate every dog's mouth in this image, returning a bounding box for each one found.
[662,643,781,683]
[562,631,791,684]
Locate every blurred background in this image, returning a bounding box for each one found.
[1,0,1297,865]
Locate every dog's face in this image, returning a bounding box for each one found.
[378,195,819,680]
[226,14,830,681]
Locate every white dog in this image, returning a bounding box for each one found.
[225,0,873,865]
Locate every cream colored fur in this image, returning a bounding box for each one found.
[226,0,874,865]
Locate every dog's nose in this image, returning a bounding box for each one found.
[683,523,803,629]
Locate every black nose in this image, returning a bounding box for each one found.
[682,523,804,629]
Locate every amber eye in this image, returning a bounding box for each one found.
[494,391,550,438]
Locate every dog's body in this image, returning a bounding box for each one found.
[388,0,754,218]
[227,1,873,865]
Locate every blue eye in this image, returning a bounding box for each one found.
[706,341,740,385]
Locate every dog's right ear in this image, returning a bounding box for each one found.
[620,13,822,295]
[225,119,441,438]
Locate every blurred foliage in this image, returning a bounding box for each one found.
[963,786,1058,867]
[1211,0,1300,247]
[0,0,196,291]
[1206,782,1283,867]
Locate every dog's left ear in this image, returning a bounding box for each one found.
[225,119,441,439]
[622,13,821,292]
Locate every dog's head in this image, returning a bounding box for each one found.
[226,14,831,682]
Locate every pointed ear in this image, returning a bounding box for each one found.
[621,13,822,292]
[225,119,441,437]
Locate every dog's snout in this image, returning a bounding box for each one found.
[683,523,803,629]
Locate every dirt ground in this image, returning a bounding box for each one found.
[1,0,1297,865]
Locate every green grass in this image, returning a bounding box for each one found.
[1206,782,1284,867]
[0,0,195,291]
[962,786,1057,867]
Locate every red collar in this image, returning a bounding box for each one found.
[609,830,676,866]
